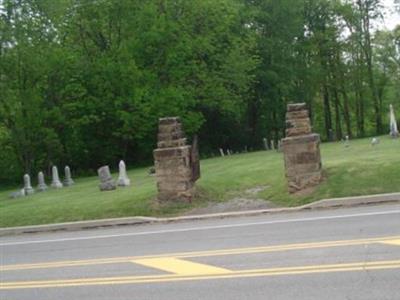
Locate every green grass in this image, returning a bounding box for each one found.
[1,136,399,227]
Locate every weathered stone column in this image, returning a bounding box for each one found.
[153,117,199,202]
[282,103,322,193]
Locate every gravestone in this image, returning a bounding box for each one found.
[271,140,275,151]
[371,137,380,146]
[282,103,322,193]
[389,104,399,138]
[98,166,116,191]
[23,174,35,195]
[117,160,131,187]
[37,171,48,192]
[219,148,225,157]
[153,117,200,202]
[51,166,63,188]
[344,135,350,148]
[10,188,25,199]
[63,166,74,186]
[263,138,269,150]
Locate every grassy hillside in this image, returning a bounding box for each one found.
[1,136,399,227]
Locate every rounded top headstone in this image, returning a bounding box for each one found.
[23,173,34,194]
[51,165,63,188]
[38,172,45,182]
[98,165,112,181]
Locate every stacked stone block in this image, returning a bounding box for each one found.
[282,103,322,193]
[153,117,198,202]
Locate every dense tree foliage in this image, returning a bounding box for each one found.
[0,0,399,184]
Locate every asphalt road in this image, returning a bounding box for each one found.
[1,203,400,300]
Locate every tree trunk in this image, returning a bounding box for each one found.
[359,0,382,134]
[332,86,343,141]
[366,59,382,134]
[341,88,352,138]
[323,84,333,141]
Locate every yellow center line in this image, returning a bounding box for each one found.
[380,239,400,246]
[1,235,399,272]
[1,260,400,290]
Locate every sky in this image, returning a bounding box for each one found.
[381,0,400,30]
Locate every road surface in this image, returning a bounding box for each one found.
[1,203,400,299]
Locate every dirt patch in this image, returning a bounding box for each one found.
[184,197,279,216]
[245,185,270,195]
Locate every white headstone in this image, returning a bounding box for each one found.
[117,160,131,187]
[371,137,380,146]
[390,104,399,138]
[219,148,225,157]
[37,171,48,192]
[23,174,35,195]
[263,138,269,150]
[9,189,25,199]
[63,166,74,186]
[271,140,275,150]
[51,166,63,188]
[344,135,350,148]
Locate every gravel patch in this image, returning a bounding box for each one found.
[185,197,279,215]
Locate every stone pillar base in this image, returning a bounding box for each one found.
[282,133,322,193]
[153,117,199,202]
[154,145,194,202]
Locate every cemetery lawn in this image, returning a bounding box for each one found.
[1,136,399,228]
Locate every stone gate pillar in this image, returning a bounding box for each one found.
[282,103,322,193]
[153,117,199,202]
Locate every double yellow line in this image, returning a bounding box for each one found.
[2,235,399,271]
[1,235,399,290]
[2,260,400,290]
